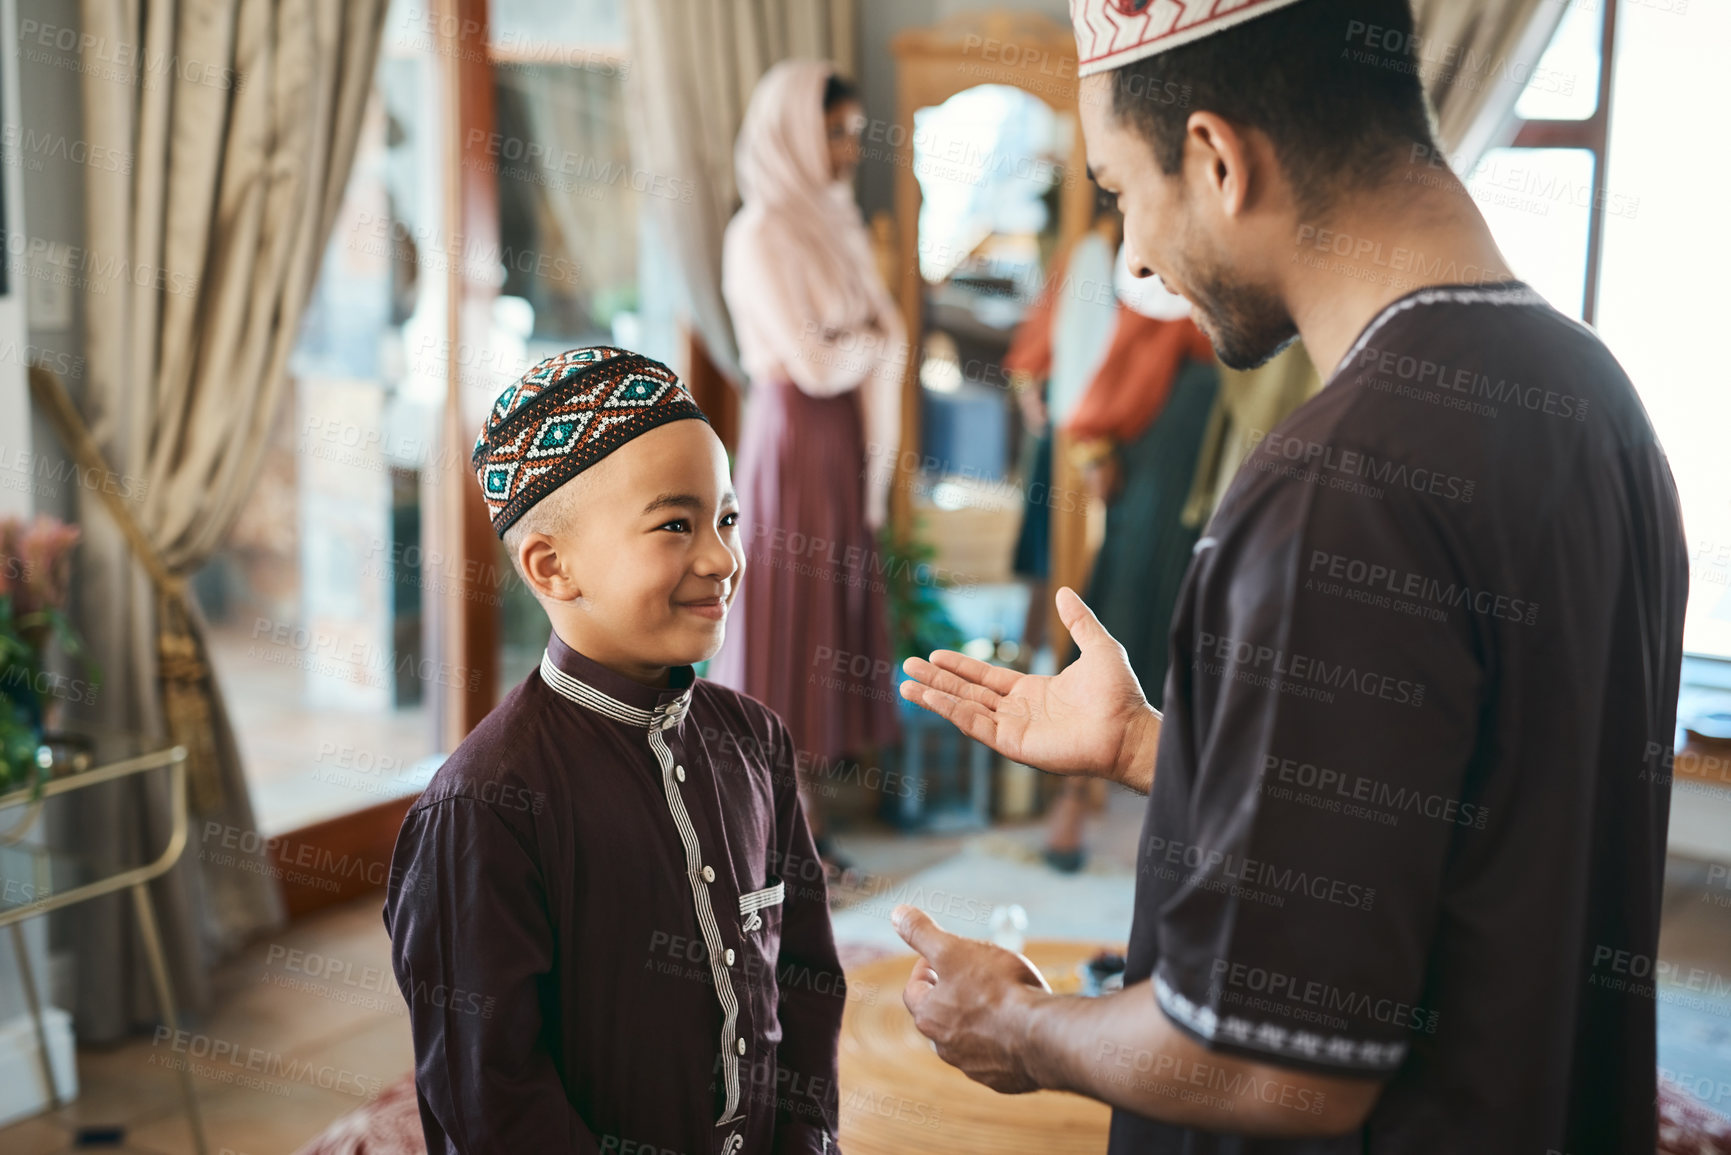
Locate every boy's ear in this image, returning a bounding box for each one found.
[520,533,582,602]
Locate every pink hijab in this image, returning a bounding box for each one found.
[724,59,907,529]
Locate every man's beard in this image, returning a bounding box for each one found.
[1187,263,1297,371]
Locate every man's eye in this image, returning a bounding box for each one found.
[720,511,739,527]
[658,519,690,533]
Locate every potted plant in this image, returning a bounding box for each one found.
[877,521,965,670]
[0,515,99,796]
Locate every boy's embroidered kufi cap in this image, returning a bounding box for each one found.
[472,346,709,537]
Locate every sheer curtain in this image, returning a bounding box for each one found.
[1412,0,1568,167]
[624,0,857,383]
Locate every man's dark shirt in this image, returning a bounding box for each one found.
[1111,283,1688,1154]
[384,630,844,1154]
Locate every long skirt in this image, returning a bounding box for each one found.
[1080,359,1221,704]
[707,378,901,762]
[1012,430,1053,580]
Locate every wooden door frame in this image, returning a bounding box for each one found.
[431,0,503,751]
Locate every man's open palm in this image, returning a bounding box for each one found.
[899,587,1160,788]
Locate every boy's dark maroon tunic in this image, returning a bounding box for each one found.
[384,630,843,1155]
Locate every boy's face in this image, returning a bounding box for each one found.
[519,420,744,682]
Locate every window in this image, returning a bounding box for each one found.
[1512,0,1601,122]
[195,18,447,834]
[196,0,650,834]
[487,0,640,694]
[1466,0,1731,661]
[1597,1,1731,661]
[1468,146,1595,317]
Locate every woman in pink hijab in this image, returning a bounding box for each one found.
[708,60,907,872]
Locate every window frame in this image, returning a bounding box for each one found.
[1503,4,1731,680]
[1501,1,1619,325]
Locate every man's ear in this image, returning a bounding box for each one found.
[520,533,581,602]
[1183,110,1257,218]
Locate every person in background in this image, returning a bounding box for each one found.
[1002,194,1123,667]
[709,61,908,881]
[1042,243,1220,873]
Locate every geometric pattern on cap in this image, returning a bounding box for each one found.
[1069,0,1308,77]
[471,345,709,537]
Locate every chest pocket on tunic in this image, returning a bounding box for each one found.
[739,877,787,1048]
[739,878,785,937]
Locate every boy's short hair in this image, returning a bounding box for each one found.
[500,470,593,593]
[1104,0,1438,216]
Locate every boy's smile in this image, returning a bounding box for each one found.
[513,420,745,686]
[677,596,728,621]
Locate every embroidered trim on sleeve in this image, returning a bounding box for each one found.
[1155,973,1408,1073]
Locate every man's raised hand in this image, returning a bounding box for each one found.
[897,587,1162,792]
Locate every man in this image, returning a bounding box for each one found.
[892,0,1689,1151]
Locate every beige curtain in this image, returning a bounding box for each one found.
[624,0,857,381]
[1412,0,1568,169]
[62,0,387,1042]
[497,64,639,319]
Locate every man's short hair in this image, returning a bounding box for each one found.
[1107,0,1438,215]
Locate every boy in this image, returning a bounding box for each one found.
[384,346,844,1154]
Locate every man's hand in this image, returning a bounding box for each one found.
[891,907,1385,1134]
[893,906,1051,1093]
[899,587,1162,791]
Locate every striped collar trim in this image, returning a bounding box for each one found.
[1330,281,1547,384]
[538,648,693,731]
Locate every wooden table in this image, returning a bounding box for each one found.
[838,941,1116,1154]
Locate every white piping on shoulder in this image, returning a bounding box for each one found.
[1331,284,1548,383]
